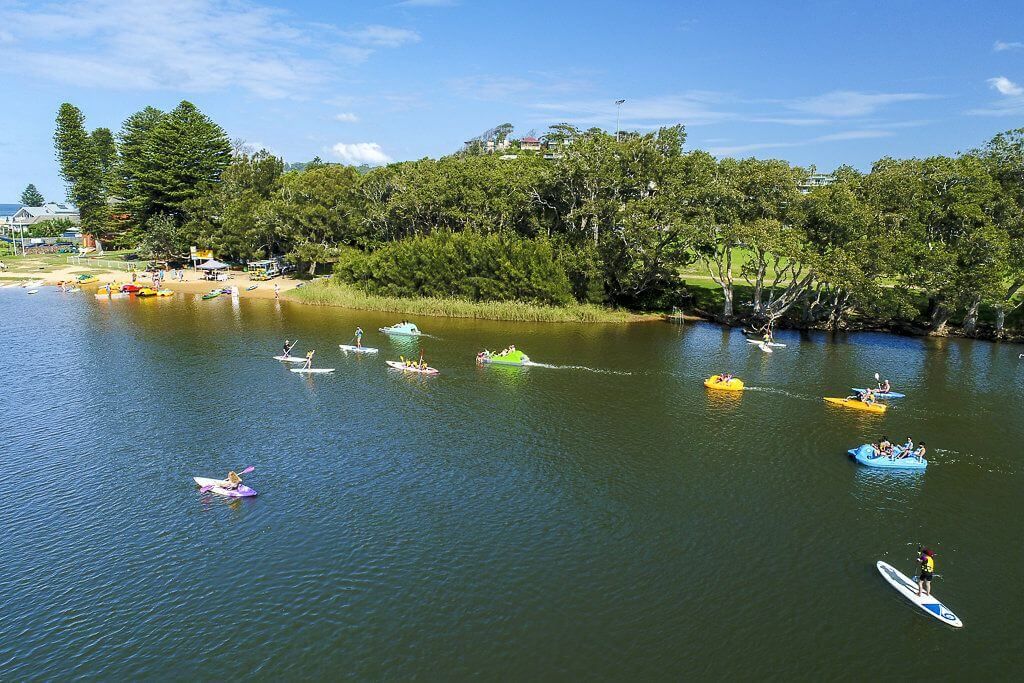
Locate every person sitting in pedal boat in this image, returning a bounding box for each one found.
[878,436,892,457]
[913,442,927,461]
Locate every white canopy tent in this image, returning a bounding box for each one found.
[197,258,230,280]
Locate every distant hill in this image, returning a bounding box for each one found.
[0,204,22,217]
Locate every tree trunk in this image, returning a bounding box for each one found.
[962,293,982,336]
[995,307,1006,338]
[930,303,950,335]
[722,285,734,318]
[308,261,317,277]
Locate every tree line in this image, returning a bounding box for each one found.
[53,101,1024,336]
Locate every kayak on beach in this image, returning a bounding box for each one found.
[339,344,379,354]
[386,360,439,375]
[876,561,962,627]
[193,476,258,497]
[823,397,887,413]
[201,290,220,300]
[848,444,927,469]
[852,388,906,399]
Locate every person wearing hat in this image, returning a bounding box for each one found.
[916,548,935,596]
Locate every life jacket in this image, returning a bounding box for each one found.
[920,554,934,573]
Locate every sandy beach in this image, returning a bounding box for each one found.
[3,262,307,299]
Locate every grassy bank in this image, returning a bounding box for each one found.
[286,279,645,323]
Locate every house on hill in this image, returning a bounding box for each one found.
[519,136,542,151]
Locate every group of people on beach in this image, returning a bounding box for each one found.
[869,435,927,461]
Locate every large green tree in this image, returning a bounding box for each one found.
[20,184,44,205]
[54,103,106,233]
[134,101,231,224]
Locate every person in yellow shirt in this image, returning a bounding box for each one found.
[916,548,935,596]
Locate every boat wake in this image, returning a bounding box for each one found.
[743,386,816,401]
[523,361,632,375]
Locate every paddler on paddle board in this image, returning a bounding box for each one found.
[282,339,296,358]
[303,349,315,369]
[916,548,936,596]
[355,327,364,348]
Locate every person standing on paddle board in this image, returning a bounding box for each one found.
[916,548,935,596]
[282,339,295,358]
[355,327,363,349]
[303,350,315,369]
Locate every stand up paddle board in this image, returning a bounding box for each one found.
[339,344,379,354]
[876,561,962,628]
[274,355,308,363]
[290,367,335,374]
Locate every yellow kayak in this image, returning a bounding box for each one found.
[823,397,887,414]
[704,375,744,391]
[136,287,158,297]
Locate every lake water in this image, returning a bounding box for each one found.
[1,288,1022,679]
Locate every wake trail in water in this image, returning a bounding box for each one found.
[523,361,632,376]
[742,386,818,401]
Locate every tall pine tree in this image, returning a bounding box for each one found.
[54,103,106,233]
[135,101,231,223]
[115,106,164,215]
[20,184,44,206]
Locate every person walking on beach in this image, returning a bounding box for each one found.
[274,283,280,299]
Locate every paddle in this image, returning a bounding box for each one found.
[199,466,254,493]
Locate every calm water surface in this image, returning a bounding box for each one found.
[1,289,1022,679]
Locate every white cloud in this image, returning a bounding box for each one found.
[343,25,420,48]
[994,40,1024,51]
[707,130,893,157]
[788,90,934,117]
[988,76,1023,96]
[330,142,392,165]
[335,112,359,122]
[0,1,420,99]
[531,93,735,127]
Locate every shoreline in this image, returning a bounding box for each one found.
[2,259,1019,339]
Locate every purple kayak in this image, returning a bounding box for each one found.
[193,476,258,497]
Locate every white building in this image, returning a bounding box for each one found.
[5,203,80,234]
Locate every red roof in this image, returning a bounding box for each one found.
[521,136,539,143]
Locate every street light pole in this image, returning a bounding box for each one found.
[615,99,626,141]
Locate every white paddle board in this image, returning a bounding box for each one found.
[876,561,963,628]
[274,355,308,363]
[290,368,335,374]
[339,344,379,354]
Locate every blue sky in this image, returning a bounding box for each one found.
[1,0,1022,202]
